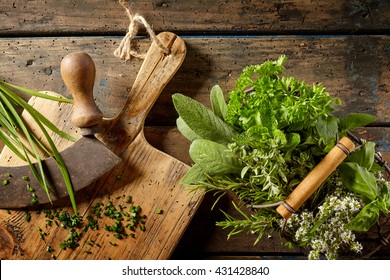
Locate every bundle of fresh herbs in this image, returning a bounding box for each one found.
[173,55,390,259]
[0,81,78,213]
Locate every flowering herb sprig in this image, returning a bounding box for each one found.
[173,55,389,259]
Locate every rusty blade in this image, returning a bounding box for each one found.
[0,136,121,209]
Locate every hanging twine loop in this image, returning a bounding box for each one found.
[114,0,170,61]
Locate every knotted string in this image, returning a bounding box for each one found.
[114,0,170,61]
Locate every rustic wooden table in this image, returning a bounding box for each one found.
[0,0,389,259]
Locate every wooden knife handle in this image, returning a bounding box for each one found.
[61,52,103,128]
[276,137,355,219]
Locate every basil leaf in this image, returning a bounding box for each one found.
[347,201,380,232]
[378,183,390,213]
[339,113,376,132]
[315,115,338,144]
[180,164,207,186]
[173,93,236,145]
[346,141,375,171]
[189,139,243,176]
[210,85,227,120]
[176,117,201,142]
[339,162,378,201]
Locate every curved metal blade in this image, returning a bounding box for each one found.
[0,137,121,209]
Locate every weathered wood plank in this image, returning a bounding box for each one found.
[0,36,389,124]
[1,0,390,35]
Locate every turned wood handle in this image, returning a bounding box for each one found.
[61,52,103,128]
[276,137,355,219]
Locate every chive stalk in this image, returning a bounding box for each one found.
[0,81,78,213]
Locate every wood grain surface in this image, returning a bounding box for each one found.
[1,0,390,35]
[0,0,389,259]
[0,36,389,124]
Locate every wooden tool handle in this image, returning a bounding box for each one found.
[61,52,103,128]
[276,137,355,219]
[101,32,186,144]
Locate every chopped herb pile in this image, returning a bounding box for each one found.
[173,55,390,259]
[29,194,148,257]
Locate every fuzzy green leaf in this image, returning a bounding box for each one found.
[210,85,227,120]
[176,117,201,142]
[173,93,236,145]
[189,139,243,176]
[180,164,207,186]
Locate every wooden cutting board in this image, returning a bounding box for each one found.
[0,32,203,260]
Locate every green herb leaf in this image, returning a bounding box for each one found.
[347,200,380,232]
[180,164,207,186]
[339,113,376,133]
[339,162,378,201]
[172,93,236,145]
[189,139,242,176]
[210,85,227,120]
[176,117,201,142]
[1,82,73,103]
[315,115,338,144]
[346,141,375,171]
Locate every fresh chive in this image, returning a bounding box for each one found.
[37,226,47,240]
[25,211,31,222]
[0,81,78,213]
[31,197,38,205]
[26,184,34,192]
[1,81,73,104]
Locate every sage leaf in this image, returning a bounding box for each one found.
[176,117,201,142]
[173,93,236,145]
[347,200,380,232]
[189,139,243,176]
[210,85,227,120]
[339,162,378,201]
[339,113,376,132]
[180,164,207,186]
[346,141,375,171]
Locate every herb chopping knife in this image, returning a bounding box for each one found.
[0,52,121,209]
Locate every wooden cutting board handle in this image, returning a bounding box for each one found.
[276,137,355,219]
[101,32,186,143]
